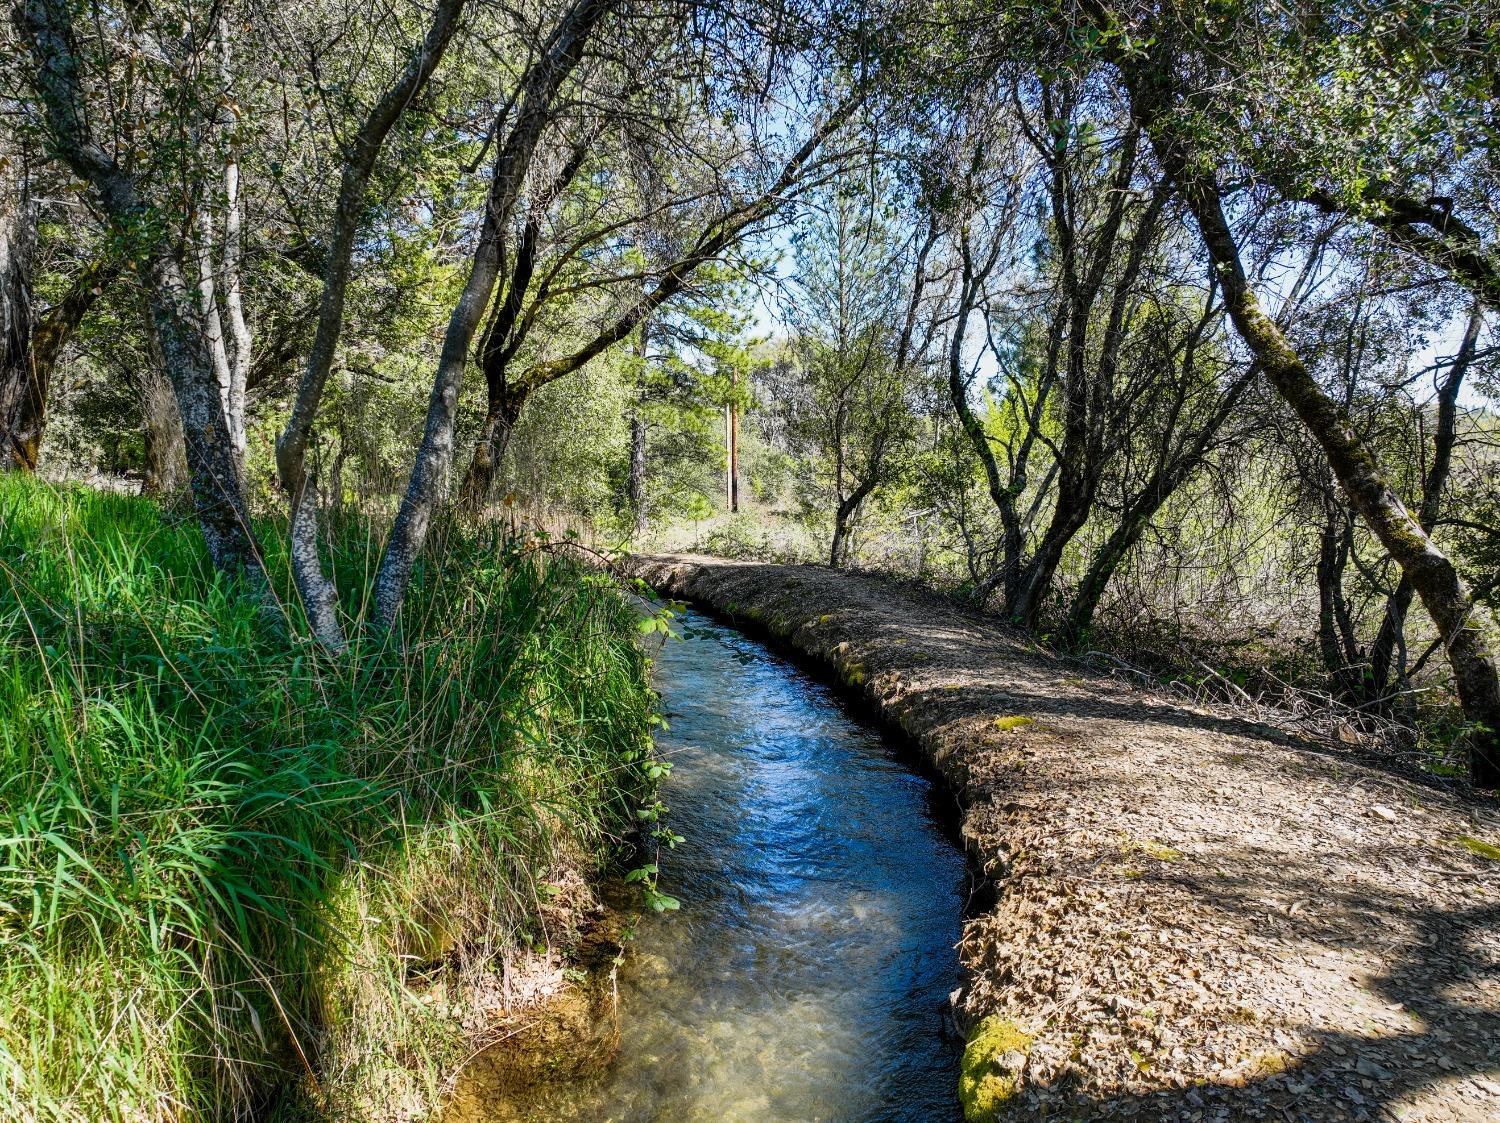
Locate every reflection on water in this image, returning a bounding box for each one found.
[524,610,964,1122]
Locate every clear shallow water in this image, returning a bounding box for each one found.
[524,609,965,1122]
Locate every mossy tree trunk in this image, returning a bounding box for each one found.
[462,388,528,514]
[23,0,265,584]
[137,337,190,495]
[1103,30,1500,785]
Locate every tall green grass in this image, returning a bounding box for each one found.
[0,475,658,1121]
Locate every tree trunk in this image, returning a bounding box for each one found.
[1371,577,1419,698]
[218,20,251,475]
[1008,127,1154,630]
[946,243,1020,594]
[1059,350,1254,647]
[220,163,251,475]
[461,388,527,512]
[461,145,597,515]
[1061,464,1198,646]
[0,178,36,470]
[138,337,189,495]
[829,507,851,568]
[1368,302,1484,699]
[727,401,739,513]
[624,317,650,535]
[375,213,505,624]
[1063,511,1147,647]
[146,252,264,576]
[628,410,647,537]
[326,434,347,512]
[271,0,468,650]
[829,478,876,568]
[193,208,239,481]
[373,0,617,631]
[1011,506,1081,628]
[2,255,119,472]
[1315,510,1364,698]
[23,0,264,585]
[1112,47,1500,785]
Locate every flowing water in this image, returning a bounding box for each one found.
[521,609,966,1122]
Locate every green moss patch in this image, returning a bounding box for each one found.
[1121,837,1183,863]
[992,715,1034,732]
[1254,1050,1291,1076]
[1457,835,1500,861]
[959,1016,1033,1121]
[1143,841,1184,862]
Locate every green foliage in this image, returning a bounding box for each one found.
[502,360,634,532]
[1455,475,1500,614]
[701,512,778,559]
[0,475,658,1121]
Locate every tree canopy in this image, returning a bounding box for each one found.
[3,0,1498,782]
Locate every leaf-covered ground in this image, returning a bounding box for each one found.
[627,554,1500,1123]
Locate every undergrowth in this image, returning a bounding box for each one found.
[0,475,658,1121]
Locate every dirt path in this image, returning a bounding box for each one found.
[624,554,1500,1123]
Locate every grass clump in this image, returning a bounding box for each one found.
[0,476,658,1121]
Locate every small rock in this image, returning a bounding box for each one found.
[1371,805,1398,822]
[1355,1057,1392,1080]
